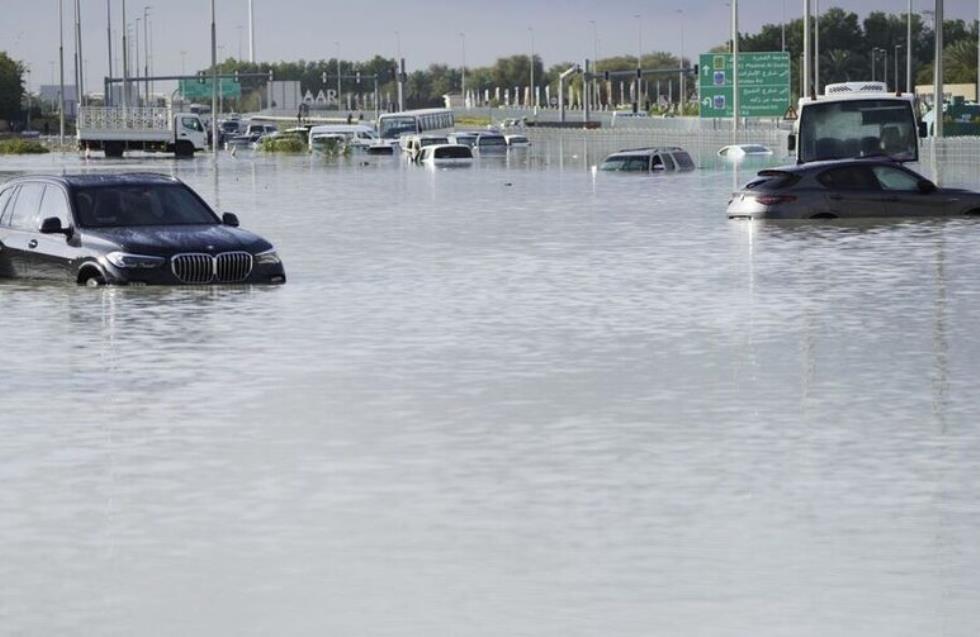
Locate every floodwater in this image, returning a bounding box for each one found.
[2,145,980,636]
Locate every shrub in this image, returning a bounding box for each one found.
[0,138,50,154]
[258,135,306,153]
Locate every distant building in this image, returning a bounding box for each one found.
[38,85,78,117]
[915,83,977,107]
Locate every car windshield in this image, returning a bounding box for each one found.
[600,156,628,171]
[380,116,418,139]
[73,184,218,228]
[799,99,918,163]
[479,137,506,146]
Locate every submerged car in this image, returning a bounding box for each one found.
[418,144,473,166]
[599,147,696,173]
[505,134,531,148]
[718,144,774,159]
[727,159,980,220]
[0,173,286,285]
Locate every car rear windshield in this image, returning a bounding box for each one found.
[745,171,801,190]
[434,146,472,159]
[73,184,218,228]
[479,136,506,146]
[672,152,695,170]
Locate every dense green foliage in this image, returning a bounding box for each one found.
[258,135,306,153]
[0,139,49,155]
[738,9,980,92]
[0,52,25,121]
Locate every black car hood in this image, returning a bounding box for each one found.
[81,224,271,255]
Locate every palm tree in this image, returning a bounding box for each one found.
[822,49,862,84]
[944,39,977,84]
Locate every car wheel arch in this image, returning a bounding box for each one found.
[810,212,839,220]
[76,262,107,286]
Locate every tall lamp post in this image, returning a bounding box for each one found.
[460,32,466,108]
[528,27,535,111]
[871,47,879,82]
[732,0,739,137]
[59,0,65,144]
[335,41,341,112]
[895,44,904,92]
[143,6,151,104]
[210,0,217,163]
[634,14,642,113]
[589,20,598,110]
[677,9,686,114]
[907,0,913,98]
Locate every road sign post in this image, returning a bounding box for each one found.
[698,52,790,119]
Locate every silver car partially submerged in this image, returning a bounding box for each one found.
[727,159,980,220]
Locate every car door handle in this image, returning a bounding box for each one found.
[28,239,38,249]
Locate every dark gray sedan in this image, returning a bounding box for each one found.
[727,159,980,220]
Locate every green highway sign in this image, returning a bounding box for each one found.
[698,52,791,118]
[179,78,242,100]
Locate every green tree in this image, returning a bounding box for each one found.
[0,51,25,121]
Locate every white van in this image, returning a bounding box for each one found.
[308,124,379,152]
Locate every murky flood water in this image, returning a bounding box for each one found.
[2,146,980,636]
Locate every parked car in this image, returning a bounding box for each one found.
[505,134,531,148]
[718,144,773,159]
[418,144,474,166]
[0,173,286,285]
[474,132,508,153]
[727,158,980,220]
[401,134,451,161]
[599,147,696,173]
[449,131,480,148]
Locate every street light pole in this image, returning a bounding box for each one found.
[335,41,341,113]
[210,0,218,163]
[59,0,65,144]
[907,0,913,96]
[895,44,903,92]
[589,20,598,110]
[106,0,113,104]
[529,27,535,112]
[248,0,255,62]
[677,9,686,114]
[732,0,739,136]
[460,32,466,108]
[143,6,151,104]
[121,0,128,107]
[634,14,641,113]
[933,0,943,138]
[871,48,878,82]
[815,0,821,95]
[74,0,84,106]
[803,0,811,99]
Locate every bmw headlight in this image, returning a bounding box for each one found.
[103,252,166,269]
[255,248,281,265]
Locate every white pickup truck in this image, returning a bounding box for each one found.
[77,107,208,158]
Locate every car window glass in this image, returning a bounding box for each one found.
[39,186,72,229]
[872,166,921,191]
[817,166,880,190]
[651,155,664,171]
[0,187,15,226]
[623,157,649,172]
[674,152,695,170]
[8,183,44,231]
[181,117,203,132]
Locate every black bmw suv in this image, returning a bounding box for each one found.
[0,173,285,286]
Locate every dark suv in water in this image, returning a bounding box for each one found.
[0,173,286,286]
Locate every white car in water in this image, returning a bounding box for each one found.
[419,144,474,166]
[718,144,774,159]
[505,134,531,148]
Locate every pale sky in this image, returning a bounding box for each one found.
[3,0,978,91]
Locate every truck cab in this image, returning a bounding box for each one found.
[790,82,925,165]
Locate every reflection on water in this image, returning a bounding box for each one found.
[2,150,980,636]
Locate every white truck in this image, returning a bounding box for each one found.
[789,82,925,165]
[77,107,208,158]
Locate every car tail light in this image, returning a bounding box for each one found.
[754,194,797,206]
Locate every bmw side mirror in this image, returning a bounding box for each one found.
[222,212,240,227]
[917,179,937,194]
[787,134,797,153]
[39,217,71,236]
